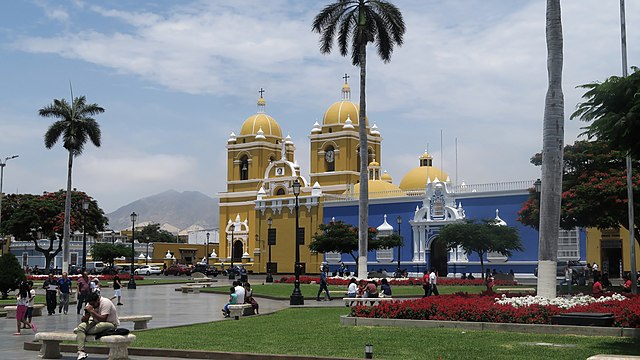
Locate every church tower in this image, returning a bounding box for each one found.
[309,75,382,195]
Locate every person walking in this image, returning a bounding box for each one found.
[428,268,439,296]
[110,275,123,305]
[74,293,119,360]
[14,281,35,335]
[57,272,72,314]
[43,273,58,315]
[562,265,573,295]
[25,281,36,328]
[76,272,92,315]
[422,270,429,297]
[316,267,332,301]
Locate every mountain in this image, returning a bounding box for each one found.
[106,190,218,231]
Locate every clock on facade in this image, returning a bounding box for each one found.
[325,149,335,163]
[275,167,284,176]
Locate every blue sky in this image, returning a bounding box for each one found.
[0,0,638,216]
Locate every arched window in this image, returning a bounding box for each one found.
[239,155,249,180]
[275,188,285,196]
[324,146,335,172]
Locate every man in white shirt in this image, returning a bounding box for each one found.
[428,268,439,296]
[233,281,245,304]
[74,293,119,360]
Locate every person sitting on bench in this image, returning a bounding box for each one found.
[74,292,119,360]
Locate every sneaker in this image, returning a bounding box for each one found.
[58,307,62,313]
[31,323,37,333]
[77,351,88,360]
[117,303,123,306]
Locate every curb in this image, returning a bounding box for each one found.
[340,315,640,338]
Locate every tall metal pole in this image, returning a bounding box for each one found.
[0,155,19,254]
[128,212,137,289]
[266,217,273,283]
[290,180,304,305]
[81,201,89,270]
[396,216,402,277]
[206,232,210,266]
[229,224,235,280]
[620,0,637,294]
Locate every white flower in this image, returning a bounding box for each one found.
[495,293,627,309]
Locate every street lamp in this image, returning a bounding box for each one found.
[111,230,116,244]
[206,232,210,266]
[128,212,137,289]
[0,155,19,253]
[82,201,89,270]
[145,237,150,265]
[396,215,402,278]
[290,179,304,305]
[229,223,235,280]
[266,217,274,283]
[533,178,542,193]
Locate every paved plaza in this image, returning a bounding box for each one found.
[0,277,317,360]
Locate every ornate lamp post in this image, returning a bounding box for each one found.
[128,212,137,289]
[111,230,116,244]
[290,179,304,305]
[396,215,402,277]
[0,155,18,254]
[81,201,89,270]
[266,217,274,283]
[206,232,210,265]
[229,224,235,280]
[145,237,150,265]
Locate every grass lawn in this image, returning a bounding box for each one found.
[201,283,531,299]
[0,294,46,306]
[133,307,640,360]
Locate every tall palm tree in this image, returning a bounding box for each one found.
[40,96,104,273]
[312,0,405,277]
[537,0,564,299]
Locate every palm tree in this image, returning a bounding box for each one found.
[537,0,564,299]
[40,96,105,273]
[312,0,405,277]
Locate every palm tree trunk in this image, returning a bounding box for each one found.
[62,150,74,273]
[357,41,369,279]
[537,0,564,299]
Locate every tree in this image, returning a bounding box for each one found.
[91,243,129,267]
[312,0,405,277]
[308,220,402,264]
[0,253,26,299]
[438,220,523,280]
[571,67,640,158]
[518,140,640,246]
[537,0,565,299]
[40,95,105,273]
[137,224,178,243]
[0,191,108,270]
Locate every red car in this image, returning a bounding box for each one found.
[164,264,191,276]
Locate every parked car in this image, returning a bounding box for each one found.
[134,265,162,276]
[193,264,219,277]
[165,264,191,276]
[534,260,586,284]
[85,261,106,275]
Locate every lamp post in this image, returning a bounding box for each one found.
[145,237,150,265]
[266,217,274,283]
[229,224,235,280]
[111,230,115,244]
[396,215,402,278]
[0,155,19,253]
[290,179,304,305]
[128,212,137,289]
[206,232,210,266]
[81,201,89,270]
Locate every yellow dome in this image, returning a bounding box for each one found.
[381,171,393,182]
[346,180,404,198]
[420,151,432,160]
[399,166,449,190]
[369,160,380,167]
[323,101,368,126]
[240,113,282,137]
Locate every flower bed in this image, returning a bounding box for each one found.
[27,274,143,281]
[275,276,515,286]
[350,292,640,328]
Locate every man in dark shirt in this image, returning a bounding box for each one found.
[76,272,91,315]
[57,272,73,314]
[43,273,58,315]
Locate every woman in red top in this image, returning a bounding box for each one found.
[592,278,604,295]
[621,274,632,293]
[422,270,429,298]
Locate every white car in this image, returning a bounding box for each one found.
[134,265,162,276]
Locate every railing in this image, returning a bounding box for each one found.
[324,180,534,203]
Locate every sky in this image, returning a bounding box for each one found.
[0,0,639,216]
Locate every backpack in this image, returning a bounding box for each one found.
[95,327,130,339]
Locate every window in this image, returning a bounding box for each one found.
[557,228,580,261]
[239,155,249,180]
[70,253,78,266]
[275,188,285,196]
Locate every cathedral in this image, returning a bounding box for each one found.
[218,78,586,277]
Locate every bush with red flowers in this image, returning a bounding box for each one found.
[349,293,640,328]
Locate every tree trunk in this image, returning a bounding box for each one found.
[357,40,369,279]
[62,150,74,273]
[479,252,485,280]
[537,0,564,299]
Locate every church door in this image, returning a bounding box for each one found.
[233,240,244,261]
[429,237,448,276]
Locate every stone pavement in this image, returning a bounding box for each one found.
[0,277,295,360]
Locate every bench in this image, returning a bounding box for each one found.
[495,287,535,293]
[4,304,46,318]
[34,332,136,360]
[119,315,152,330]
[343,297,394,307]
[551,312,614,327]
[181,285,201,294]
[227,304,253,320]
[190,272,213,283]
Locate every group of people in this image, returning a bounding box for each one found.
[221,281,259,318]
[422,268,440,297]
[345,278,393,298]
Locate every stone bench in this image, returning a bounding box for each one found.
[119,315,152,330]
[4,304,46,318]
[34,331,136,360]
[181,285,201,294]
[186,282,215,287]
[343,297,394,307]
[227,304,253,320]
[190,272,213,283]
[551,312,615,327]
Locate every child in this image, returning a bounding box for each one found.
[110,275,123,305]
[90,278,101,296]
[25,281,36,328]
[14,281,35,335]
[221,287,237,318]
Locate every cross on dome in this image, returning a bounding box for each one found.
[343,73,350,83]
